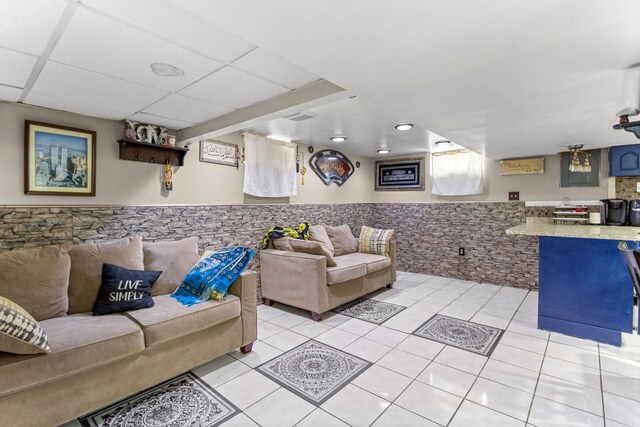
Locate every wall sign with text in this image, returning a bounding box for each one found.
[308,149,355,186]
[199,139,239,168]
[375,158,425,191]
[499,157,544,175]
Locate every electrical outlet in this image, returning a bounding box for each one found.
[459,247,465,256]
[509,191,520,201]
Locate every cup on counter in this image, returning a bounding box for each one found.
[589,212,602,225]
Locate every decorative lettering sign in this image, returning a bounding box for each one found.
[308,150,355,186]
[375,158,425,191]
[499,157,544,175]
[199,139,239,167]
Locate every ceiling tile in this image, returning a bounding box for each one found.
[0,85,24,102]
[0,0,67,55]
[31,61,166,114]
[232,48,319,89]
[81,0,255,63]
[0,47,37,88]
[127,112,195,131]
[50,7,223,92]
[25,91,133,121]
[178,66,290,109]
[143,94,234,124]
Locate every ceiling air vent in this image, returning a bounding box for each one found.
[283,111,316,122]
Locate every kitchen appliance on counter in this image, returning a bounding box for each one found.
[630,200,640,227]
[601,199,627,226]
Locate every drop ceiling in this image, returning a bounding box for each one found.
[1,0,640,159]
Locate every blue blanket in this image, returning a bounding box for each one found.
[172,247,255,307]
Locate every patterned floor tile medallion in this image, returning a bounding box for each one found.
[332,298,406,324]
[80,373,238,427]
[413,314,504,356]
[256,340,371,405]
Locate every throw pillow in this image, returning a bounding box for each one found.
[93,263,161,316]
[289,239,337,267]
[324,224,358,256]
[309,225,335,256]
[0,296,51,354]
[273,236,294,251]
[359,226,395,256]
[0,243,72,321]
[68,235,144,314]
[143,237,200,296]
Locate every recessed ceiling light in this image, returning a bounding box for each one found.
[330,136,347,142]
[151,63,184,77]
[395,123,413,131]
[377,149,391,154]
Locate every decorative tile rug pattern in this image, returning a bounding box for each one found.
[256,340,370,405]
[413,314,504,356]
[332,298,406,324]
[80,373,238,427]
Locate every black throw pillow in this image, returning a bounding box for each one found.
[93,263,162,316]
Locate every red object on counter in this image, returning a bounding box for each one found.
[575,208,584,212]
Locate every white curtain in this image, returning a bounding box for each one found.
[243,133,297,197]
[431,150,484,196]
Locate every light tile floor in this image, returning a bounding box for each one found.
[65,271,640,426]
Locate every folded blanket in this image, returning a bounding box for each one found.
[261,222,310,249]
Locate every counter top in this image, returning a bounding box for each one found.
[506,222,640,241]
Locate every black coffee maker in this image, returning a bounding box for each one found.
[602,199,627,226]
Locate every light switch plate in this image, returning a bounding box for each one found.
[636,182,640,192]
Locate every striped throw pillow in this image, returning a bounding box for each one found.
[0,296,51,354]
[359,226,394,256]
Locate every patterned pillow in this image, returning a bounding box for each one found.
[359,226,394,256]
[0,296,51,354]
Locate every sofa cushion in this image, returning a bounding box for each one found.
[93,264,161,316]
[359,226,395,256]
[309,225,335,256]
[0,243,72,321]
[0,313,144,396]
[68,236,144,314]
[290,239,337,267]
[325,224,358,256]
[273,236,294,251]
[326,257,367,285]
[0,296,50,354]
[124,294,240,347]
[143,237,200,296]
[337,252,391,274]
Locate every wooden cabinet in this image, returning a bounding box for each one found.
[610,144,640,176]
[117,139,189,166]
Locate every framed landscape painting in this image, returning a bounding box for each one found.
[24,121,96,196]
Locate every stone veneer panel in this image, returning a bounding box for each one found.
[616,176,640,201]
[372,202,538,289]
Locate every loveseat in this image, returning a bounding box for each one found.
[0,236,257,427]
[260,225,396,320]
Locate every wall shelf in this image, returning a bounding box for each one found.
[117,139,189,166]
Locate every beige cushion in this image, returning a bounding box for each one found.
[324,224,358,256]
[337,252,391,274]
[124,294,240,346]
[0,296,50,354]
[68,236,144,314]
[143,237,200,296]
[359,226,395,256]
[0,313,144,395]
[0,243,72,321]
[326,257,367,285]
[273,237,294,251]
[290,239,337,267]
[309,225,335,256]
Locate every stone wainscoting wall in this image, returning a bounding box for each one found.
[0,202,538,297]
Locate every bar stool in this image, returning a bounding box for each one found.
[618,241,640,334]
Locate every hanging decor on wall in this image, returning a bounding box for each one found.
[499,157,544,175]
[375,157,425,191]
[199,139,240,168]
[24,120,96,196]
[308,149,355,186]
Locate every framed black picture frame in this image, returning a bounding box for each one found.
[375,157,425,191]
[24,120,97,196]
[308,149,355,186]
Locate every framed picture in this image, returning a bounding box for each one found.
[499,157,544,175]
[199,139,239,167]
[308,149,355,186]
[24,121,96,196]
[375,157,425,191]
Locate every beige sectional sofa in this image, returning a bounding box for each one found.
[260,240,396,320]
[0,236,257,427]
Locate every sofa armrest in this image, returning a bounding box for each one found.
[259,249,327,313]
[389,240,397,282]
[228,270,257,347]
